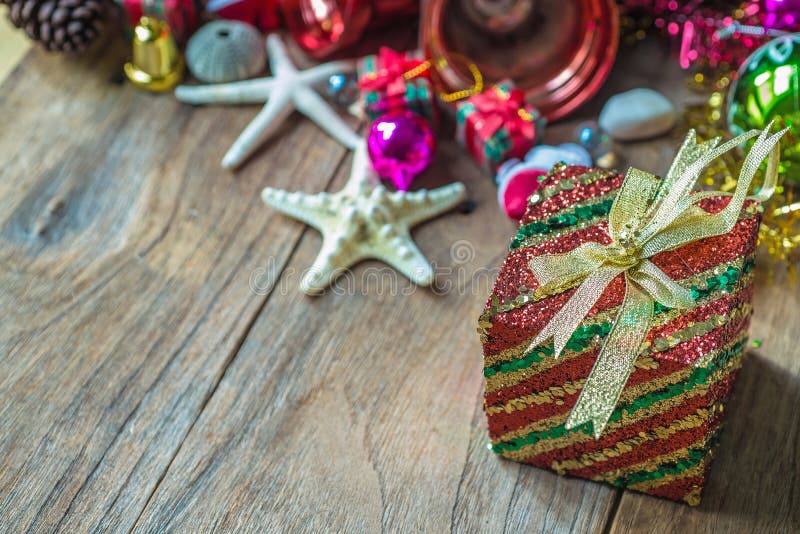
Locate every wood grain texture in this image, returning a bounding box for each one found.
[1,34,798,534]
[0,41,355,532]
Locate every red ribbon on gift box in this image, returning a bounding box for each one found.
[463,85,538,167]
[358,47,429,98]
[470,87,535,142]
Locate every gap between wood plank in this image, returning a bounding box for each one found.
[601,489,623,534]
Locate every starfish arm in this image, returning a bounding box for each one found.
[368,226,435,287]
[300,234,363,295]
[261,187,337,231]
[293,86,362,150]
[221,91,294,169]
[299,59,358,84]
[266,34,297,76]
[339,142,374,195]
[391,182,467,227]
[175,78,275,105]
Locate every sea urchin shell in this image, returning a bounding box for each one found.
[186,20,266,83]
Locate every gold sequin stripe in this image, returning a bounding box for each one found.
[487,380,586,414]
[643,302,752,355]
[683,487,703,506]
[586,427,718,484]
[485,314,615,394]
[480,208,757,321]
[484,281,751,395]
[627,459,708,494]
[553,409,716,474]
[493,349,737,458]
[492,331,745,447]
[491,411,570,447]
[483,267,751,374]
[493,336,745,460]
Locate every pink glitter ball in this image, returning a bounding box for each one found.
[366,111,436,191]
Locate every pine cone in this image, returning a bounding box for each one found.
[2,0,107,53]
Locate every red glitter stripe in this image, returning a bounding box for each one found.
[646,287,752,341]
[645,298,751,366]
[489,224,613,305]
[646,475,708,502]
[522,172,623,224]
[523,378,736,472]
[483,217,758,356]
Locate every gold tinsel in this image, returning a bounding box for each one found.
[681,72,800,277]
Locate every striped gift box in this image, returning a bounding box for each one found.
[478,163,760,505]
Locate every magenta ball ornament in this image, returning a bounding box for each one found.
[366,111,436,191]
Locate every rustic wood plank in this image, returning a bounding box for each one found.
[609,268,800,534]
[0,40,355,532]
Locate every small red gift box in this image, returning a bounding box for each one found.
[357,47,435,122]
[478,128,784,505]
[456,81,544,173]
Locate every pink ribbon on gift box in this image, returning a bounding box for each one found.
[358,47,429,98]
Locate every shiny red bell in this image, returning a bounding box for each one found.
[421,0,619,121]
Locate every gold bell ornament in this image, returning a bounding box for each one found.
[124,16,184,92]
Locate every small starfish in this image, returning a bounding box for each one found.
[262,143,467,295]
[175,34,362,169]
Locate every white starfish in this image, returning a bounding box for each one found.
[175,34,362,169]
[262,143,467,295]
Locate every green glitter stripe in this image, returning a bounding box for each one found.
[484,260,753,378]
[510,197,615,249]
[484,322,611,377]
[490,339,745,454]
[614,433,720,487]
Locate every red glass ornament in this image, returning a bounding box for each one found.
[421,0,619,121]
[280,0,419,59]
[207,0,282,31]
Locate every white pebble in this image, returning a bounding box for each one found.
[599,88,676,141]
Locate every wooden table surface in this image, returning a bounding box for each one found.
[1,33,799,534]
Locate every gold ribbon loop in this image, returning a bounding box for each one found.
[526,124,787,438]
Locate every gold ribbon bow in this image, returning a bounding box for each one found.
[527,125,786,439]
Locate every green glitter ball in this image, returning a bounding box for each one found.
[727,34,800,184]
